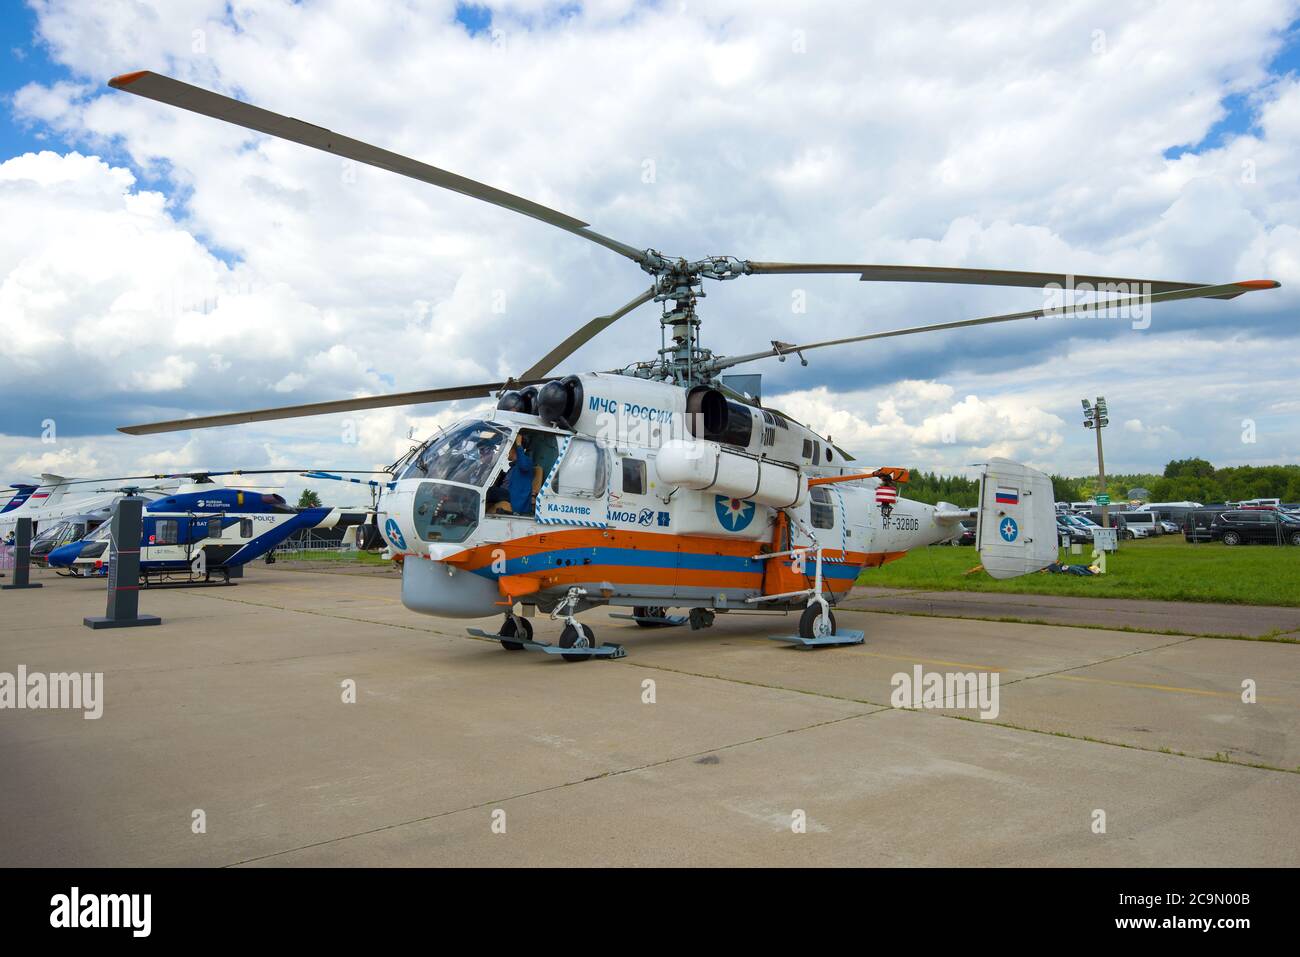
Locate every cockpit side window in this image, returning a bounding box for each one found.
[401,421,509,487]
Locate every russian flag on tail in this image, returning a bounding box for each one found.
[995,486,1019,505]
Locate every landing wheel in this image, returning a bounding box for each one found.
[559,623,594,663]
[799,605,837,640]
[633,606,672,628]
[499,616,533,651]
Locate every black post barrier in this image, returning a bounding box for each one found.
[83,497,161,629]
[1,517,43,590]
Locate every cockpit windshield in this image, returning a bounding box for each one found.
[401,420,509,488]
[86,522,113,542]
[32,521,70,546]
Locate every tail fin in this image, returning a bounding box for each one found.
[976,458,1057,579]
[39,474,71,507]
[1,484,39,514]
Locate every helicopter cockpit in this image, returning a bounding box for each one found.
[397,419,568,543]
[399,420,509,543]
[30,517,96,562]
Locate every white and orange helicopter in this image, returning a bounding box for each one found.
[106,71,1280,660]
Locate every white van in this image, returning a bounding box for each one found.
[1114,511,1161,538]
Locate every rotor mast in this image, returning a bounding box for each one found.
[640,255,751,388]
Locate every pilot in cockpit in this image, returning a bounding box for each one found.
[486,434,535,516]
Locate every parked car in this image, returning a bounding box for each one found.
[1132,503,1201,527]
[1114,511,1161,538]
[946,519,976,545]
[1158,520,1180,534]
[1055,519,1091,545]
[1060,514,1096,540]
[1184,508,1229,542]
[1205,510,1300,546]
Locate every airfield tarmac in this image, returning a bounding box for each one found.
[1,563,1297,867]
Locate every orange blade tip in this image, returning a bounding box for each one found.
[1237,279,1280,289]
[108,70,150,88]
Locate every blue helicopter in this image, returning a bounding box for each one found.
[45,470,380,584]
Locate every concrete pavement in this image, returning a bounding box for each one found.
[1,564,1296,866]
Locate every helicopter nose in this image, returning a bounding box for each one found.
[46,542,82,567]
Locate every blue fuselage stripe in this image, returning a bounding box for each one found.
[470,546,861,580]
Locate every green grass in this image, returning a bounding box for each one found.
[860,537,1300,607]
[272,549,390,564]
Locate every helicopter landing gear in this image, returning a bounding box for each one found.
[799,601,837,640]
[498,614,533,651]
[553,587,595,662]
[773,593,862,648]
[558,622,595,663]
[688,607,715,630]
[750,539,865,648]
[468,588,626,661]
[634,605,671,627]
[610,606,688,627]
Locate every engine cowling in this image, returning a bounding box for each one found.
[537,375,584,429]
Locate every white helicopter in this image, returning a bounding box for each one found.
[106,70,1280,660]
[1,473,173,540]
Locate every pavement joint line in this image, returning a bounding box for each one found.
[994,635,1197,691]
[851,649,1004,672]
[222,707,891,867]
[624,660,891,708]
[835,603,1292,642]
[1044,672,1289,704]
[937,712,1300,776]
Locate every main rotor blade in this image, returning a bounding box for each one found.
[108,71,649,266]
[117,381,542,436]
[519,286,657,380]
[743,262,1251,299]
[44,469,390,488]
[711,279,1280,372]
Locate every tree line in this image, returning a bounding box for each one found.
[901,459,1300,507]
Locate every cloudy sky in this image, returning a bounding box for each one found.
[2,0,1297,504]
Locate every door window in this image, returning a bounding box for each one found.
[552,439,607,498]
[810,486,835,529]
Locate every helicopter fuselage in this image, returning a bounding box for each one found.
[376,373,972,620]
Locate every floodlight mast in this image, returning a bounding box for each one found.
[1082,396,1111,528]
